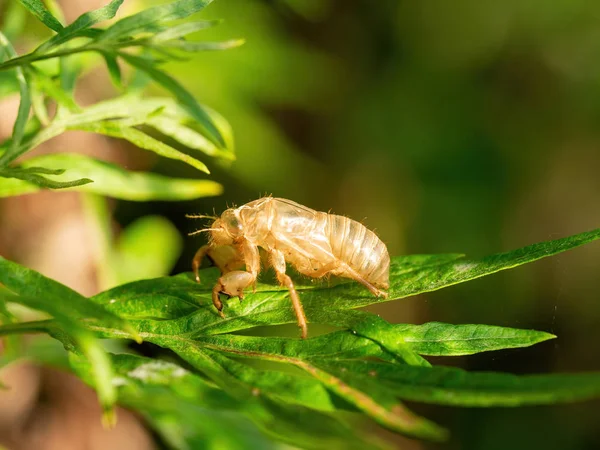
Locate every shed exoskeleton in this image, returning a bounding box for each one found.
[190,197,390,338]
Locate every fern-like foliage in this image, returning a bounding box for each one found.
[0,0,238,200]
[2,229,600,448]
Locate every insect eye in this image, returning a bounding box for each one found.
[223,210,241,235]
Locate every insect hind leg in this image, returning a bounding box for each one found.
[270,249,308,339]
[342,265,389,298]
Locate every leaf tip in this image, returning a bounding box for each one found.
[539,331,557,342]
[127,327,143,344]
[101,407,117,429]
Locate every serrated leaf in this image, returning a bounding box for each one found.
[37,0,125,52]
[154,228,600,324]
[70,351,388,449]
[323,360,600,408]
[394,322,556,356]
[18,0,64,32]
[3,227,600,447]
[69,353,282,450]
[88,227,600,337]
[0,291,116,413]
[179,346,400,448]
[16,153,222,200]
[0,257,139,341]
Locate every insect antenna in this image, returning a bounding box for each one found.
[186,214,218,220]
[188,227,219,236]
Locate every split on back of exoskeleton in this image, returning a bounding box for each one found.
[189,197,390,338]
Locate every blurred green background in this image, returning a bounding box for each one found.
[135,1,600,448]
[3,0,600,448]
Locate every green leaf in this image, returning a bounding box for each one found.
[150,20,222,43]
[204,227,600,316]
[0,165,93,189]
[69,353,283,450]
[1,94,231,173]
[0,32,31,167]
[100,51,122,88]
[0,291,116,414]
[18,0,64,32]
[0,255,144,416]
[3,226,600,447]
[77,236,568,338]
[0,175,39,197]
[348,315,431,367]
[27,70,50,125]
[73,121,211,173]
[118,52,225,148]
[17,153,222,200]
[394,322,556,356]
[58,53,79,97]
[28,67,80,112]
[178,346,403,447]
[98,0,214,41]
[322,360,600,408]
[162,38,245,52]
[0,257,139,342]
[146,115,234,160]
[37,0,125,52]
[70,351,389,449]
[85,229,600,338]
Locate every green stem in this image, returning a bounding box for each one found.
[0,46,90,72]
[0,38,151,73]
[0,320,54,336]
[0,120,65,166]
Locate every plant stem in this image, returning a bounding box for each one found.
[0,320,53,336]
[0,46,90,72]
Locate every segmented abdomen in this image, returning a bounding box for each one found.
[325,214,390,288]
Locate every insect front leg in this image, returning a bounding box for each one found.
[207,245,245,275]
[239,239,260,294]
[211,240,260,318]
[193,245,245,284]
[192,245,212,283]
[269,249,308,339]
[212,271,256,317]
